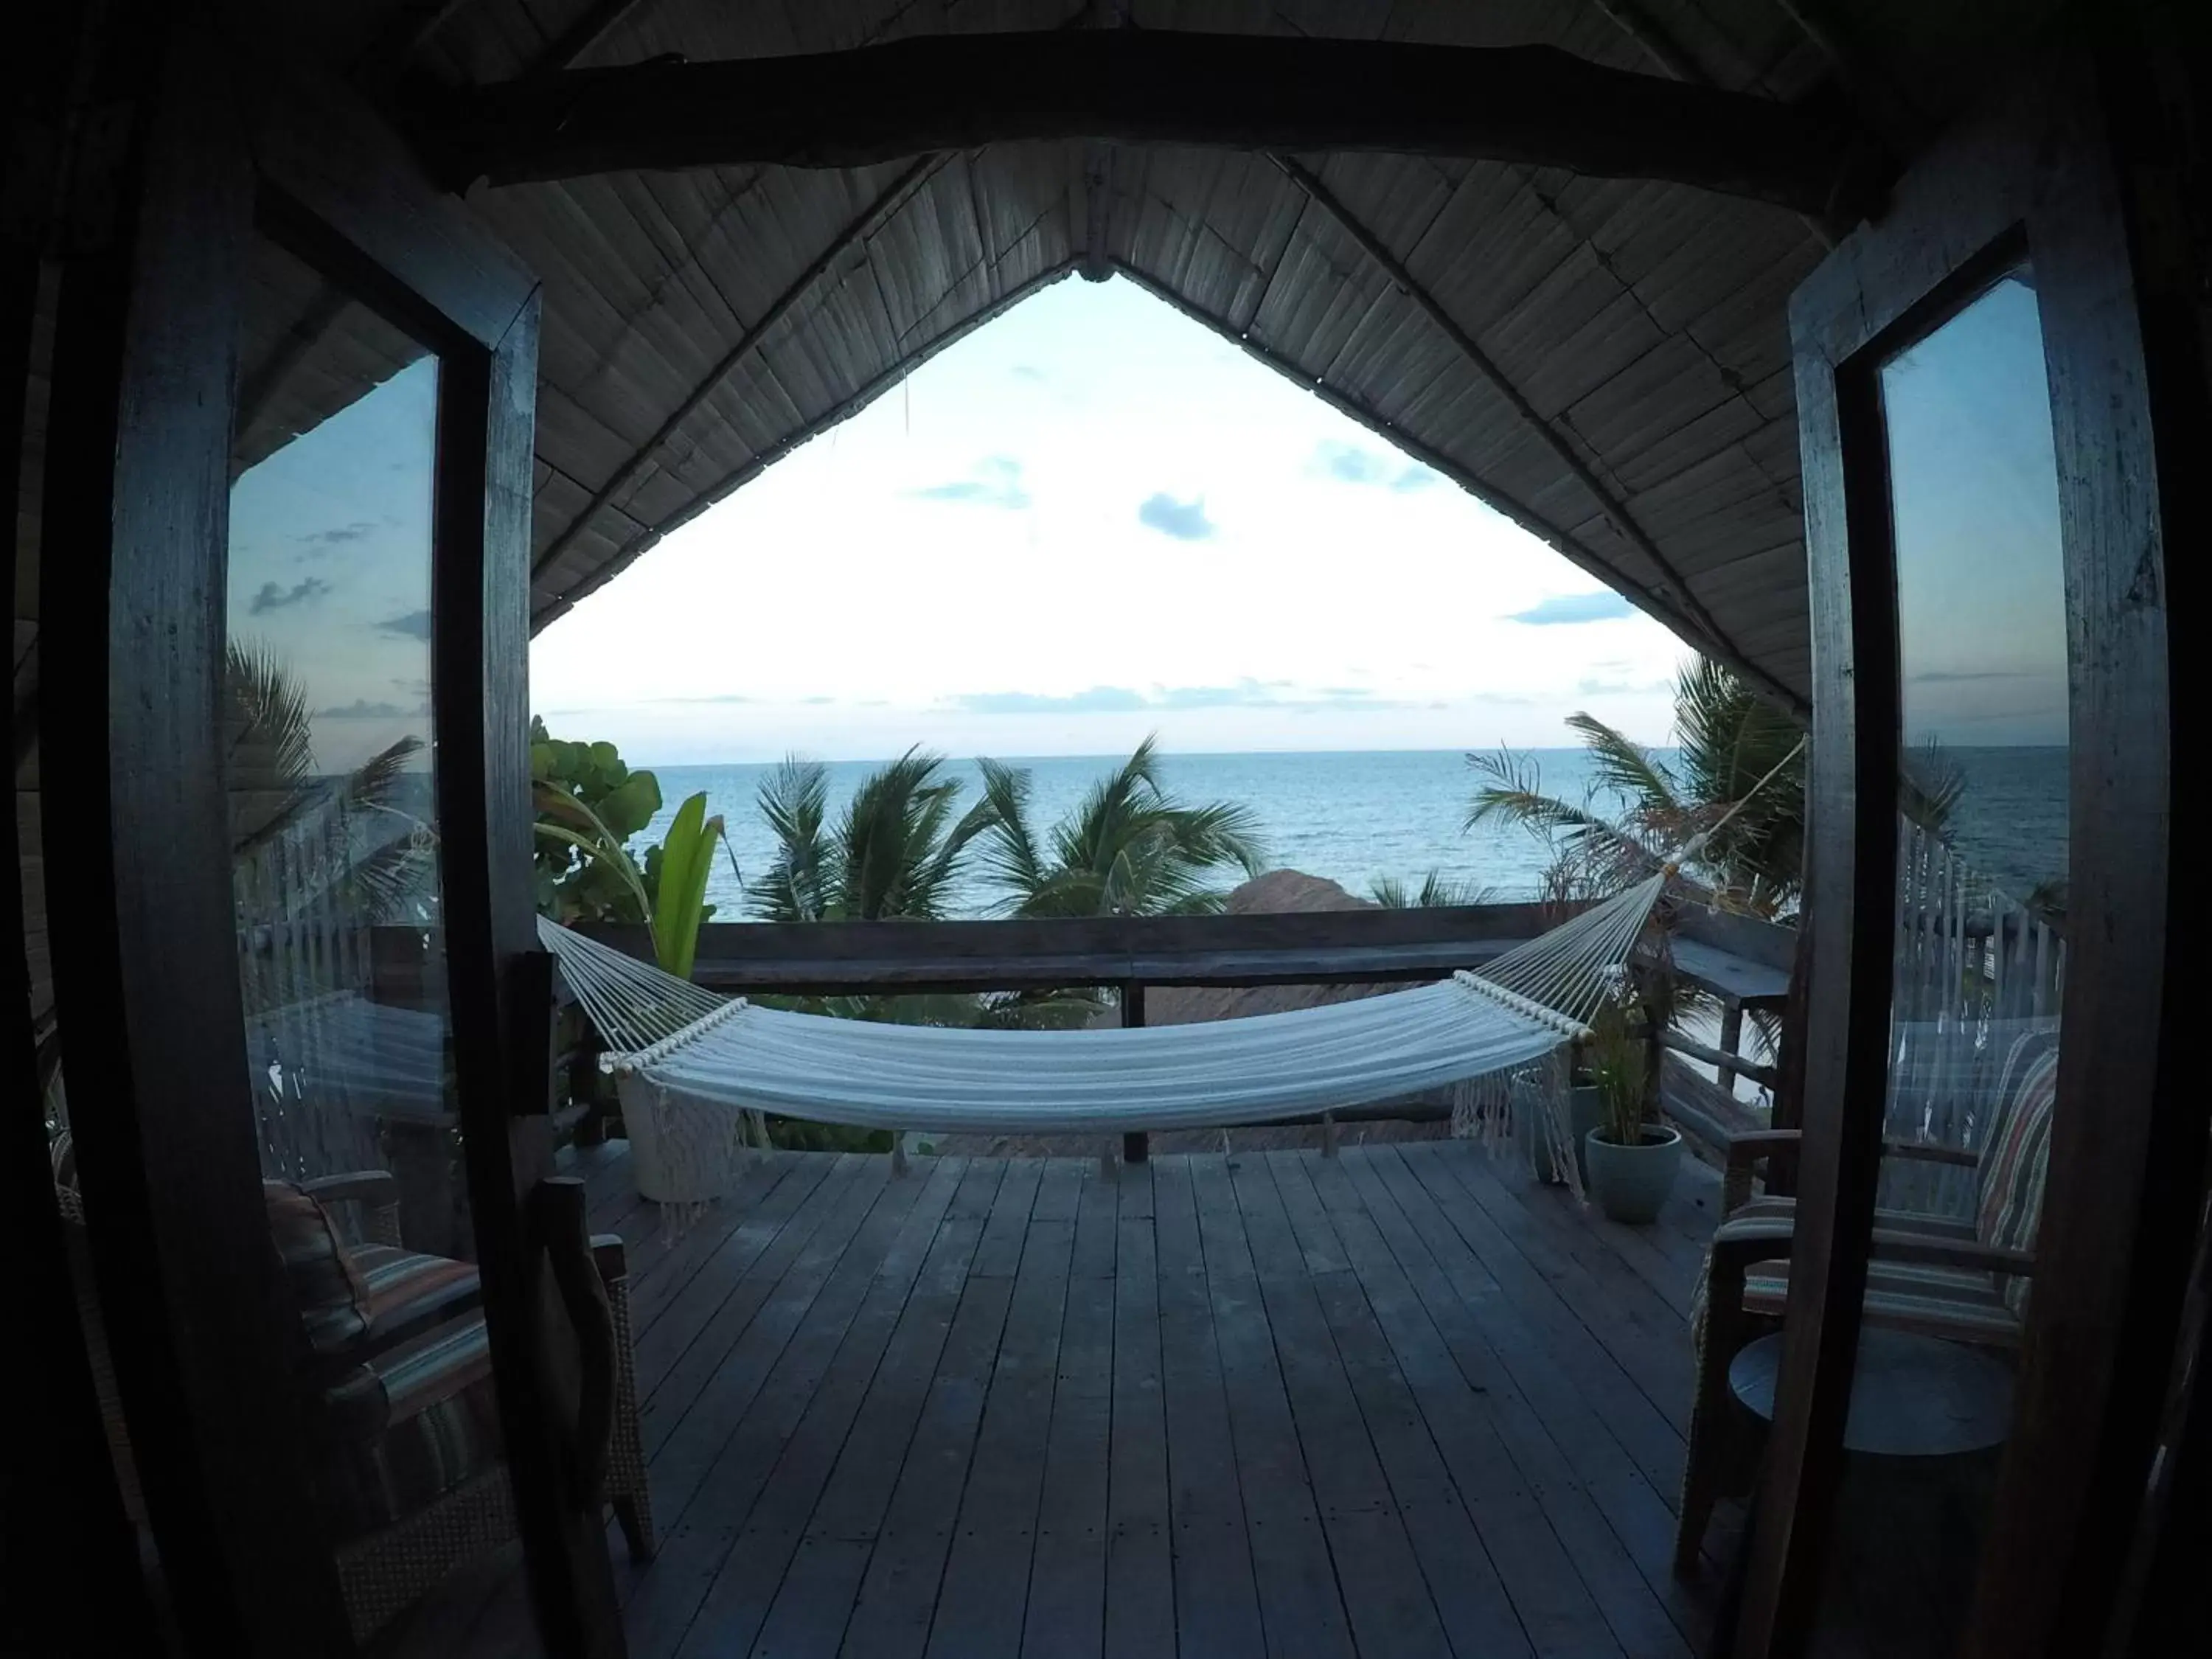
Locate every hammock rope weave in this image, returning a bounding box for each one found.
[540,871,1666,1200]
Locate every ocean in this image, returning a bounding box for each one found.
[639,748,1651,919]
[625,744,2071,922]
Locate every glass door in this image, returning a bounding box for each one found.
[223,222,547,1655]
[1737,51,2188,1659]
[1810,260,2067,1658]
[35,17,619,1655]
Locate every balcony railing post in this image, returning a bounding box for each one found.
[1121,981,1148,1165]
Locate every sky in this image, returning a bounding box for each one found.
[227,353,440,775]
[531,273,1697,764]
[1882,271,2068,749]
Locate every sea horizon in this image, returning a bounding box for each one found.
[599,741,2068,922]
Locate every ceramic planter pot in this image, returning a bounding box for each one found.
[1530,1085,1607,1185]
[1584,1124,1684,1224]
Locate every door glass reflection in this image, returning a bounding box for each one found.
[1813,265,2067,1654]
[223,231,538,1652]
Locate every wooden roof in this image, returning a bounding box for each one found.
[319,0,2059,713]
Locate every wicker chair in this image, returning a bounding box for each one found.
[1672,1024,2058,1574]
[53,1145,655,1647]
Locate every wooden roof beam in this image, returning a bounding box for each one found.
[1267,156,1804,716]
[428,31,1885,231]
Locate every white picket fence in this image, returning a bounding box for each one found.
[1882,818,2065,1214]
[234,794,414,1182]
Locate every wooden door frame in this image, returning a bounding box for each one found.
[3,13,161,1645]
[41,9,618,1652]
[1737,39,2194,1658]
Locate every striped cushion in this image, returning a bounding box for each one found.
[1740,1256,2022,1344]
[1975,1026,2060,1317]
[320,1315,501,1537]
[347,1245,481,1342]
[265,1181,372,1354]
[268,1181,482,1358]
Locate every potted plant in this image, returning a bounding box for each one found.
[1581,1001,1683,1223]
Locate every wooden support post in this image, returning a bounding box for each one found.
[1121,981,1148,1165]
[1321,1110,1339,1159]
[1717,998,1745,1094]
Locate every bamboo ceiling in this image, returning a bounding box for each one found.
[308,0,2059,712]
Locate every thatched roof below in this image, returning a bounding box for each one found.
[1142,869,1409,1028]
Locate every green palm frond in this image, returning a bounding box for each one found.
[748,756,834,922]
[1369,869,1499,908]
[973,758,1047,904]
[1564,712,1681,818]
[224,641,319,854]
[998,735,1266,920]
[1902,738,1965,830]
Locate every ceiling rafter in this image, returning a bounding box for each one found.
[529,153,948,586]
[1586,0,1708,83]
[535,263,1078,630]
[526,0,664,78]
[1266,154,1804,714]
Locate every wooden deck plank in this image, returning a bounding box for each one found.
[924,1214,1077,1655]
[1437,1150,1697,1425]
[1184,1153,1360,1659]
[1295,1150,1632,1659]
[1352,1149,1706,1655]
[1398,1141,1690,1495]
[1206,1153,1451,1659]
[664,1157,970,1657]
[742,1160,1005,1659]
[629,1153,821,1340]
[632,1155,838,1401]
[394,1144,1722,1659]
[973,1156,1045,1276]
[837,1217,1020,1656]
[1030,1155,1088,1223]
[1022,1250,1116,1658]
[636,1155,858,1462]
[1263,1151,1536,1659]
[626,1157,922,1658]
[1150,1157,1269,1656]
[1103,1179,1175,1659]
[1071,1156,1119,1280]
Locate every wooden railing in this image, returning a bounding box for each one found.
[583,901,1568,996]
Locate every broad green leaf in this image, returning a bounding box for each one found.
[532,823,651,926]
[600,770,662,838]
[651,793,719,978]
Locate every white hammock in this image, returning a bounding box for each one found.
[541,871,1665,1203]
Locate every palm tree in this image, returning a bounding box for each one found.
[745,746,998,922]
[973,735,1267,918]
[1367,871,1498,908]
[224,641,432,928]
[1467,657,1807,918]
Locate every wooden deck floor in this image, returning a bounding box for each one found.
[393,1141,1726,1659]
